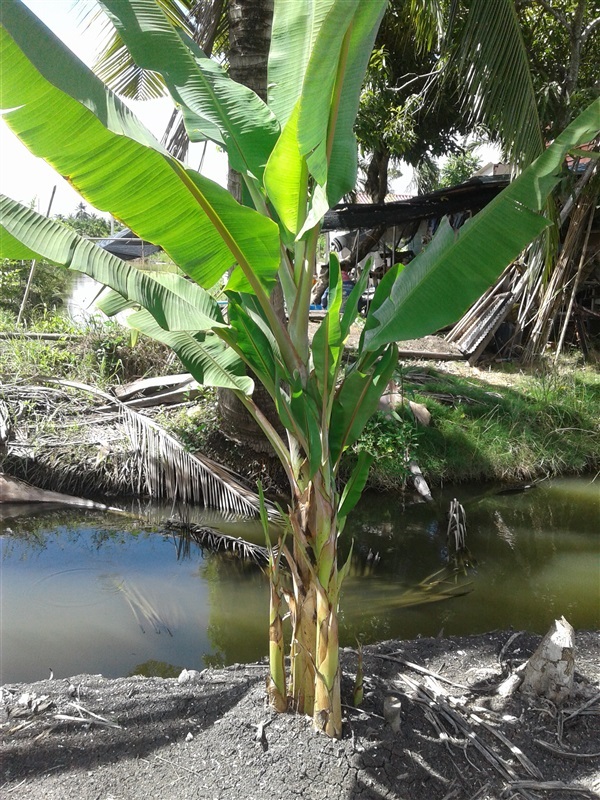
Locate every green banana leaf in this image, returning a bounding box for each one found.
[363,98,600,349]
[312,254,343,400]
[264,103,308,235]
[338,451,375,522]
[219,298,283,398]
[98,0,279,181]
[298,0,387,206]
[268,0,337,128]
[0,194,256,393]
[275,378,323,479]
[127,309,254,394]
[0,0,279,293]
[0,196,225,332]
[295,0,361,187]
[267,0,386,221]
[329,345,398,465]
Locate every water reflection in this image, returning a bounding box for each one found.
[1,475,598,683]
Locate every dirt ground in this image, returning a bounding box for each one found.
[2,630,598,800]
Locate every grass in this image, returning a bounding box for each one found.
[384,358,600,486]
[0,309,175,387]
[164,354,600,491]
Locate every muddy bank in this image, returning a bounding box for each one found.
[2,630,599,800]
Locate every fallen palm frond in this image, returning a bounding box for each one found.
[0,379,279,518]
[397,673,540,799]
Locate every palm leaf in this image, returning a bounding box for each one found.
[47,379,276,517]
[183,523,273,566]
[90,0,196,100]
[94,33,167,100]
[448,0,544,170]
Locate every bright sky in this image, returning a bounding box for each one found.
[0,0,228,217]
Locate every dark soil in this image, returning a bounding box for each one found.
[2,630,599,800]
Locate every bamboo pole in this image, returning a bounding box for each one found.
[554,205,595,361]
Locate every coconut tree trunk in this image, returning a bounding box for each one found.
[227,0,273,201]
[219,0,286,450]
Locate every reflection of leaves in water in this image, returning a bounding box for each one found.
[1,507,161,558]
[128,659,183,678]
[1,528,47,559]
[393,563,473,609]
[103,574,180,636]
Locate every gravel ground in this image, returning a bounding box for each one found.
[2,630,599,800]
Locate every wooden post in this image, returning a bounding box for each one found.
[16,186,57,325]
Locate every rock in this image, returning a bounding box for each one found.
[177,669,204,685]
[383,694,402,733]
[409,400,431,427]
[520,617,575,704]
[408,461,433,502]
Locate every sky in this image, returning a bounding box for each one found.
[0,0,228,217]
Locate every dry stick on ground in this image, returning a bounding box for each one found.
[507,780,599,797]
[535,740,600,759]
[367,651,477,692]
[397,673,540,800]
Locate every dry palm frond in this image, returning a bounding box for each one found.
[37,379,279,519]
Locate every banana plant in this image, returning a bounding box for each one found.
[1,0,598,737]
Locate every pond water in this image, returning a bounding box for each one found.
[1,476,598,684]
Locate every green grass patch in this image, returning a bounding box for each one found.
[0,310,174,386]
[379,363,600,486]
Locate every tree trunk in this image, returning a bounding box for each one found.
[219,0,282,450]
[227,0,273,199]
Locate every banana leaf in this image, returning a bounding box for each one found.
[0,0,279,293]
[98,0,279,182]
[363,98,600,349]
[0,196,225,332]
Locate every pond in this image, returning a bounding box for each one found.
[1,475,598,684]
